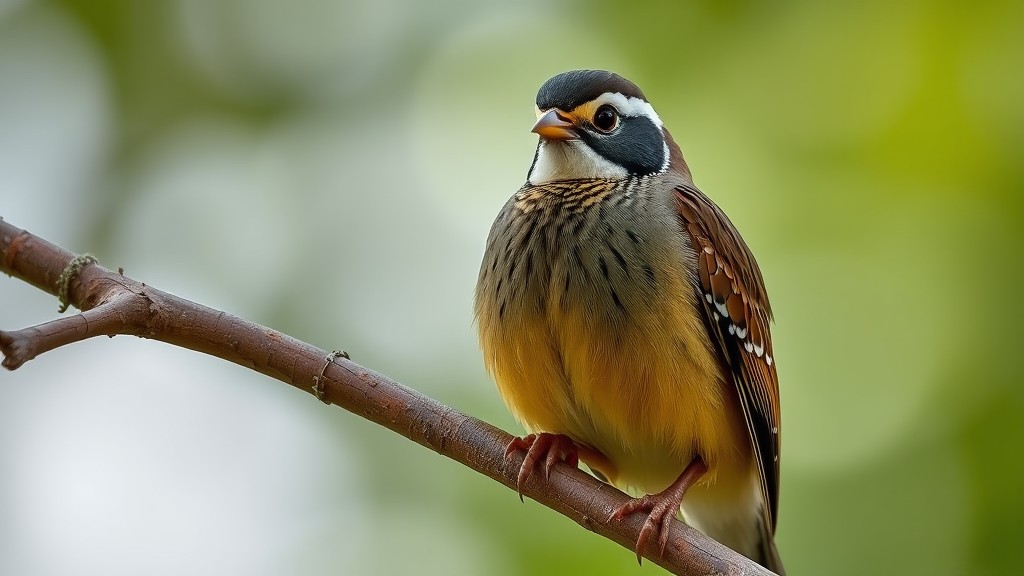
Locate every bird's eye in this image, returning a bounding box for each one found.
[593,105,619,133]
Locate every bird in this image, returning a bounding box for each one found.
[474,70,784,574]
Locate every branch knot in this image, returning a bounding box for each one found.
[56,253,98,313]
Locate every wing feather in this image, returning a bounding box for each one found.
[676,184,781,531]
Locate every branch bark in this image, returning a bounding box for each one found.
[0,217,774,576]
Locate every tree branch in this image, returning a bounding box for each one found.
[0,217,774,576]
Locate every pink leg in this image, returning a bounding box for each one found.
[610,457,708,563]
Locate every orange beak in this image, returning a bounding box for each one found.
[532,109,578,141]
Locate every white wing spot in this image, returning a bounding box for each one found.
[753,342,764,357]
[766,354,773,366]
[744,341,753,353]
[713,311,720,322]
[715,300,729,317]
[772,427,778,434]
[736,326,748,339]
[705,293,713,304]
[727,324,736,335]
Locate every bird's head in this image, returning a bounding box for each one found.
[527,70,683,185]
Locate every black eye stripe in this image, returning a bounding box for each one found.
[579,115,665,175]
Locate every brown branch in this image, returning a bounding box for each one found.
[0,217,775,576]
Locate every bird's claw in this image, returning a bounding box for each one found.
[504,433,579,501]
[609,457,707,564]
[611,494,678,563]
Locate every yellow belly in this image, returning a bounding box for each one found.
[478,253,752,497]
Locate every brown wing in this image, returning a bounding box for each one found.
[676,183,781,533]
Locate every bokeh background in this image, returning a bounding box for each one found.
[1,0,1022,574]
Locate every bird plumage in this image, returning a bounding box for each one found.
[475,70,783,573]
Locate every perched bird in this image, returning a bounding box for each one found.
[474,70,784,573]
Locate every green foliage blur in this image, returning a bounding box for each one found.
[1,1,1022,574]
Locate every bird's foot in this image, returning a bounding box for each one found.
[610,457,707,564]
[504,433,579,500]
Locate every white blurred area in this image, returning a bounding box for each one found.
[0,338,368,576]
[0,1,111,246]
[0,1,551,574]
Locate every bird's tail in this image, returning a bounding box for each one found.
[688,503,785,575]
[752,509,785,575]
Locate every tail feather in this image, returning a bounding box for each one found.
[753,510,785,575]
[687,503,785,574]
[683,478,784,574]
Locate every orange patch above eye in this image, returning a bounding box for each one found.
[570,101,599,126]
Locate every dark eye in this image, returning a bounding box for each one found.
[593,105,619,133]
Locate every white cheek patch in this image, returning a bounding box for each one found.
[528,140,628,185]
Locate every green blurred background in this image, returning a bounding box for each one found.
[1,0,1022,574]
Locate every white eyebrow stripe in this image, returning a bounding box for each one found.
[593,93,663,127]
